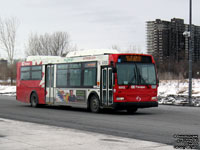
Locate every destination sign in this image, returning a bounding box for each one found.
[118,55,152,63]
[84,62,96,68]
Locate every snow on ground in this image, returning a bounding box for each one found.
[0,85,16,96]
[158,79,200,97]
[158,79,200,106]
[0,79,200,106]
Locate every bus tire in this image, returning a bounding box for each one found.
[127,108,138,114]
[30,92,39,108]
[90,95,100,113]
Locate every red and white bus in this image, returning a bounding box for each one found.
[16,49,158,113]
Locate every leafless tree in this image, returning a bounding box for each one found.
[125,45,137,53]
[25,32,73,56]
[51,32,70,56]
[25,33,41,55]
[111,45,121,51]
[111,44,141,53]
[0,17,19,64]
[0,17,19,84]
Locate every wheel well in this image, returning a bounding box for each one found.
[87,92,99,109]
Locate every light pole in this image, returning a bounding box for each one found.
[188,0,192,105]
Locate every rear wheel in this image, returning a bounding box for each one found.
[30,93,38,107]
[90,95,100,113]
[127,108,138,114]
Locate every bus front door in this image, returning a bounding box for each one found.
[45,65,54,104]
[101,67,113,107]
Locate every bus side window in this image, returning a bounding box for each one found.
[68,63,81,87]
[31,66,42,80]
[56,64,68,87]
[69,68,81,86]
[83,68,96,86]
[83,62,97,87]
[21,66,31,80]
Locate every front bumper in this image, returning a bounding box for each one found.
[113,101,158,110]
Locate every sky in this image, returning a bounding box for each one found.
[0,0,199,59]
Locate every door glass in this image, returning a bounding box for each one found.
[46,67,50,87]
[109,69,112,89]
[103,70,106,89]
[46,66,54,87]
[51,66,54,87]
[109,91,113,103]
[103,91,107,103]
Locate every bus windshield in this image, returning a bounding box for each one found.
[116,63,157,85]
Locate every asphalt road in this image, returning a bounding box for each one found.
[0,95,200,145]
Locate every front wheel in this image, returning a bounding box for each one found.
[30,93,39,107]
[90,96,100,113]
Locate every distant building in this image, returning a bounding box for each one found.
[0,59,8,67]
[0,59,8,80]
[146,18,200,65]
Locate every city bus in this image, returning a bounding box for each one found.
[16,49,158,113]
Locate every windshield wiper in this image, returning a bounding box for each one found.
[135,65,147,85]
[128,67,137,87]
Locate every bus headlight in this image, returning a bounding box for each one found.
[151,97,157,101]
[116,97,124,100]
[151,85,157,89]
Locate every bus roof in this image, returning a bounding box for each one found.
[66,49,119,57]
[26,56,61,61]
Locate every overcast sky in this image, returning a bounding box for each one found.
[0,0,199,58]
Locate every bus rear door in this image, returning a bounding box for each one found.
[45,65,54,104]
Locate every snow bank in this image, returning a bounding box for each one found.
[0,85,16,96]
[158,79,200,97]
[158,79,200,107]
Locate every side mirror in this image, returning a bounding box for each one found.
[157,78,159,86]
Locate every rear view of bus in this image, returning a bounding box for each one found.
[107,54,158,113]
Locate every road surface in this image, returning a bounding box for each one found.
[0,95,199,145]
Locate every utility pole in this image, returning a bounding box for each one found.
[188,0,192,105]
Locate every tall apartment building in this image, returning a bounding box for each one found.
[147,18,200,65]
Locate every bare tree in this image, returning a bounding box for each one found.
[51,32,70,56]
[25,32,73,56]
[111,44,141,53]
[0,17,19,84]
[0,17,19,64]
[111,45,121,51]
[25,33,41,56]
[125,45,137,53]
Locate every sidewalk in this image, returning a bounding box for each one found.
[0,118,172,150]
